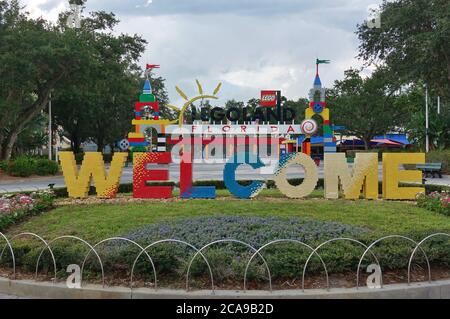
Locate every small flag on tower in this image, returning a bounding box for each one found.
[146,64,160,70]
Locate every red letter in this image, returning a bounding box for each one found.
[133,152,173,199]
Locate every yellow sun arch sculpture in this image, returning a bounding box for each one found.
[167,80,222,127]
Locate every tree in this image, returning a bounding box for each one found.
[0,0,95,160]
[401,85,450,150]
[328,68,408,149]
[282,97,308,123]
[50,6,147,154]
[357,0,450,99]
[0,1,147,159]
[13,113,48,156]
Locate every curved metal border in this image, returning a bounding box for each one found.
[407,233,450,285]
[0,232,57,282]
[35,235,105,287]
[0,232,15,279]
[243,239,328,291]
[302,238,381,291]
[130,239,215,294]
[356,235,431,289]
[186,239,272,292]
[0,232,447,292]
[81,237,157,292]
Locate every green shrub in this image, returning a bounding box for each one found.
[427,150,450,174]
[0,161,7,172]
[7,156,36,177]
[417,191,450,216]
[34,159,59,176]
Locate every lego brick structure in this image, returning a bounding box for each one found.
[324,153,378,199]
[274,153,319,199]
[133,152,173,199]
[59,152,127,199]
[382,153,425,200]
[302,59,337,156]
[223,152,266,199]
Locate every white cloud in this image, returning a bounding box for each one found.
[19,0,382,105]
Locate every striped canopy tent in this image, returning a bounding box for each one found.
[371,139,403,146]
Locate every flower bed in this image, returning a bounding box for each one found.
[0,190,55,231]
[417,191,450,216]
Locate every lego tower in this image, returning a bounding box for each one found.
[302,60,336,155]
[127,66,171,152]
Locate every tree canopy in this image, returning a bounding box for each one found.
[0,0,148,159]
[357,0,450,98]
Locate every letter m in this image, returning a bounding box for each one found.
[324,153,378,199]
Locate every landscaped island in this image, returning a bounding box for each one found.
[1,189,448,290]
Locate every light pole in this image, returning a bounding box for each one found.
[437,96,441,114]
[48,92,52,160]
[425,85,429,153]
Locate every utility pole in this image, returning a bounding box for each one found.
[425,85,429,153]
[48,92,52,160]
[437,96,441,114]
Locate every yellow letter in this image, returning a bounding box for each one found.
[324,153,378,199]
[60,152,127,198]
[382,153,425,200]
[274,153,318,198]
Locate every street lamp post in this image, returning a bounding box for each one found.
[437,96,440,115]
[48,92,52,160]
[425,85,429,153]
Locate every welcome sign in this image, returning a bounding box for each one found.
[59,62,425,201]
[59,151,425,200]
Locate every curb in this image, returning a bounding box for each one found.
[1,277,449,299]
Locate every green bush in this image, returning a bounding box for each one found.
[4,157,59,177]
[34,159,59,176]
[7,156,36,177]
[427,150,450,174]
[0,161,7,172]
[417,191,450,216]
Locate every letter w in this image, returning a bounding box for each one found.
[60,152,127,198]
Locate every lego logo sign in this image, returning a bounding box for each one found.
[260,90,278,107]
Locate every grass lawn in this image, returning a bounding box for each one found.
[7,189,450,241]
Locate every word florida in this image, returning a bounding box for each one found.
[59,152,426,200]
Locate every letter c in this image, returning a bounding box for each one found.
[224,152,266,199]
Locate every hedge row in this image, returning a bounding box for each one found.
[0,157,59,177]
[49,180,450,198]
[6,228,449,285]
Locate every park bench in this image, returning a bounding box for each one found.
[416,163,443,178]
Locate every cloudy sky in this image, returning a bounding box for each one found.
[21,0,381,106]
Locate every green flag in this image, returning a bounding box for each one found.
[316,59,331,64]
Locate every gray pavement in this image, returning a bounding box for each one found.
[0,162,448,193]
[0,293,24,299]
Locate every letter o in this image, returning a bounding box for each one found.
[274,153,318,198]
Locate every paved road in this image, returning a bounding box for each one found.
[0,162,448,193]
[0,293,24,299]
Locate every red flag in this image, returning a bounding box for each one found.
[146,64,160,70]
